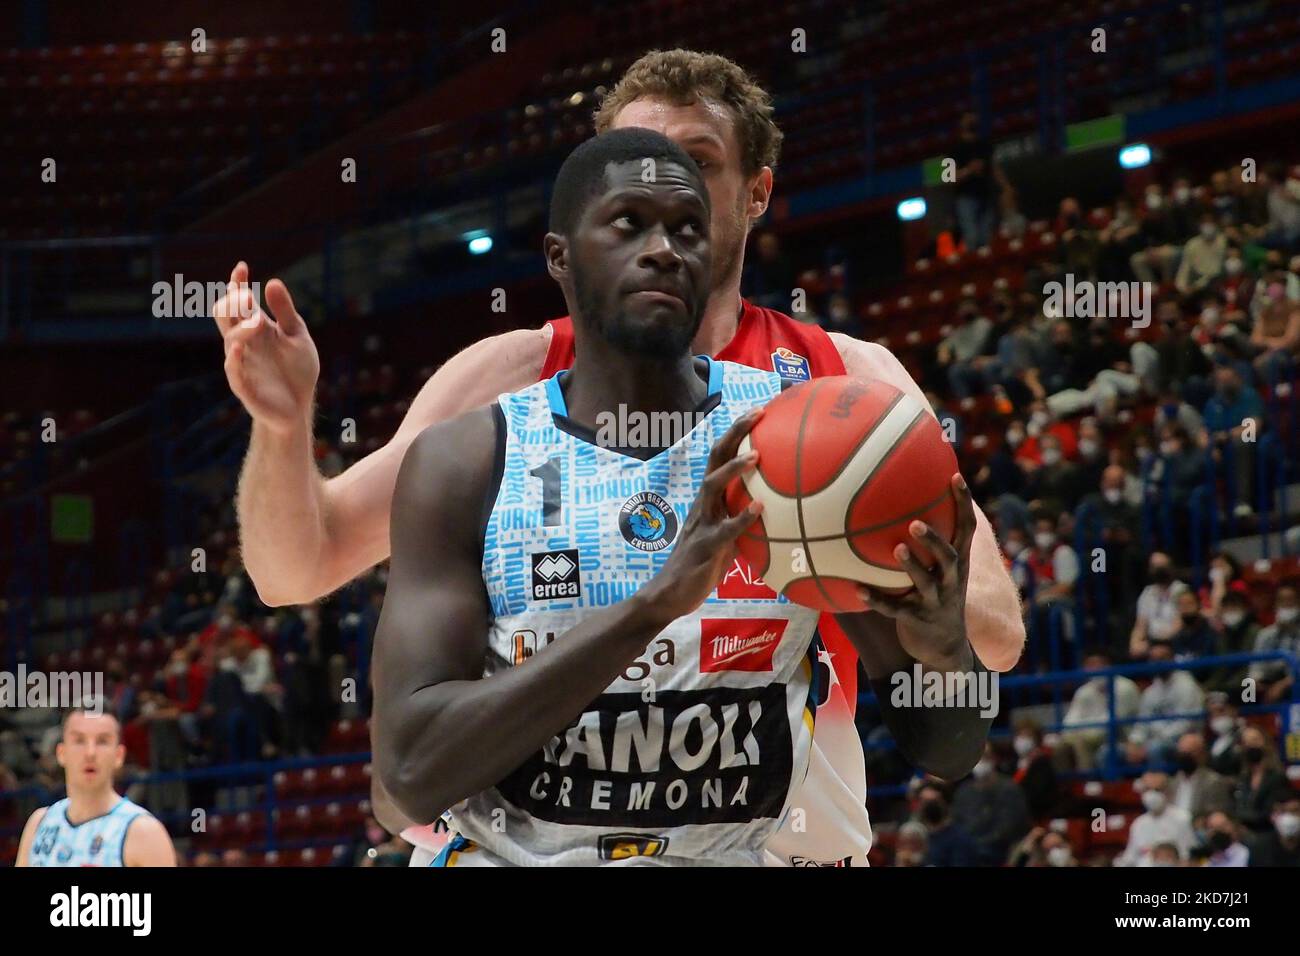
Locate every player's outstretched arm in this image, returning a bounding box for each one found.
[215,256,549,607]
[123,816,178,867]
[13,807,47,867]
[834,472,994,780]
[830,333,1026,671]
[373,406,765,824]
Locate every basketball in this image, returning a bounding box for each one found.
[725,376,959,613]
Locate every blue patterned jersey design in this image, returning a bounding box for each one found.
[450,358,822,866]
[27,797,152,867]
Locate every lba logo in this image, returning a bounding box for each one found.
[771,347,811,382]
[700,618,787,673]
[530,549,580,601]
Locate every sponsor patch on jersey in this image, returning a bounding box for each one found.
[716,556,778,600]
[511,628,556,665]
[618,492,678,552]
[89,835,103,857]
[771,347,811,382]
[598,833,670,861]
[530,549,581,601]
[699,618,787,672]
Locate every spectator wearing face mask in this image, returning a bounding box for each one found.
[1126,642,1204,766]
[938,298,994,398]
[1007,826,1077,867]
[1167,589,1219,660]
[1248,585,1300,704]
[1168,176,1202,238]
[1171,732,1234,819]
[1201,810,1250,866]
[1175,214,1228,296]
[1056,196,1100,278]
[1116,771,1196,866]
[1248,796,1300,867]
[1202,362,1265,517]
[1131,553,1191,658]
[915,784,980,867]
[1130,184,1184,284]
[1012,721,1061,817]
[1076,464,1143,614]
[950,742,1031,865]
[1257,164,1300,251]
[1205,696,1244,776]
[1249,272,1300,385]
[1023,435,1083,517]
[1206,591,1258,694]
[1025,516,1079,612]
[1061,650,1141,771]
[1154,301,1214,405]
[893,821,930,867]
[1233,725,1288,834]
[1001,526,1036,601]
[1098,197,1144,281]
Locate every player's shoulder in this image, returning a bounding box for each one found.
[452,325,551,381]
[404,325,551,426]
[406,404,500,481]
[23,804,50,831]
[122,811,175,867]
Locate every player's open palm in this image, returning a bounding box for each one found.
[213,261,320,436]
[642,407,765,622]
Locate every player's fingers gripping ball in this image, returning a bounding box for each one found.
[724,376,959,612]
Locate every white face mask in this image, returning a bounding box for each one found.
[1160,439,1178,456]
[1211,716,1236,736]
[1103,488,1123,505]
[1078,438,1099,458]
[1006,430,1025,448]
[1200,224,1217,240]
[1225,257,1243,275]
[1014,735,1035,757]
[1141,790,1167,814]
[1042,448,1062,466]
[1047,846,1073,867]
[1175,186,1191,203]
[1277,607,1299,625]
[1005,540,1025,558]
[1035,532,1056,550]
[1276,813,1300,839]
[1221,611,1246,628]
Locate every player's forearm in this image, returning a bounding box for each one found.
[236,420,329,607]
[963,512,1026,672]
[378,591,672,823]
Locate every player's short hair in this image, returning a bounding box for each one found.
[548,127,706,236]
[593,49,783,175]
[61,707,120,740]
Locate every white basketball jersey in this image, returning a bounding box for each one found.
[26,796,152,867]
[445,358,823,866]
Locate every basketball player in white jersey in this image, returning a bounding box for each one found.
[372,128,994,865]
[16,710,176,867]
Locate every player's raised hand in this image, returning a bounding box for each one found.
[214,262,320,436]
[638,406,765,624]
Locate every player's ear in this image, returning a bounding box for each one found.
[54,741,65,768]
[113,743,126,771]
[543,233,569,283]
[747,166,774,221]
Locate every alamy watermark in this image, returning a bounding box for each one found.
[1042,275,1152,328]
[889,663,1000,718]
[595,405,708,449]
[152,275,261,319]
[0,666,104,710]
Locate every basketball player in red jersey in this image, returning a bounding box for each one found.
[214,50,1025,865]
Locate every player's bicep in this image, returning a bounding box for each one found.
[124,817,177,867]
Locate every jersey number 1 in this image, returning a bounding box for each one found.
[529,456,563,526]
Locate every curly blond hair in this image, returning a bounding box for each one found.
[593,49,782,175]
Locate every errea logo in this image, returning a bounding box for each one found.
[530,549,580,601]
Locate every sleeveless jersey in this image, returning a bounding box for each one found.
[540,301,874,867]
[26,797,152,867]
[446,358,822,866]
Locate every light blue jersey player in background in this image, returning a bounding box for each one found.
[17,710,176,867]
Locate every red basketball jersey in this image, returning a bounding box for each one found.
[538,300,860,710]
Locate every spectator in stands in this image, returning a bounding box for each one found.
[1175,213,1228,298]
[1208,170,1239,224]
[1149,842,1183,866]
[1061,649,1141,771]
[1248,796,1300,867]
[1203,551,1247,618]
[1233,724,1288,834]
[1008,827,1057,866]
[951,742,1031,865]
[999,188,1027,240]
[1172,731,1233,819]
[1098,196,1143,281]
[950,111,1004,250]
[893,821,929,867]
[1025,514,1079,621]
[1145,422,1205,531]
[915,784,980,867]
[1131,552,1191,658]
[1202,810,1250,866]
[1207,590,1257,694]
[1249,585,1300,704]
[1116,771,1196,866]
[1130,183,1184,284]
[1250,272,1300,384]
[938,297,994,398]
[1202,362,1264,517]
[1256,164,1300,251]
[1024,434,1083,517]
[820,292,858,336]
[1013,720,1061,818]
[1167,588,1219,660]
[1152,387,1206,440]
[742,231,795,311]
[1168,176,1202,238]
[1206,695,1244,775]
[1154,301,1213,406]
[1057,197,1099,279]
[1126,641,1204,766]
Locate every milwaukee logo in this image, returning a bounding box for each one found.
[699,618,786,673]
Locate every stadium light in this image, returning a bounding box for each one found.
[896,197,926,221]
[465,231,493,255]
[1118,143,1152,169]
